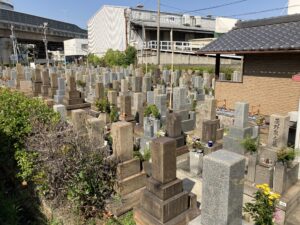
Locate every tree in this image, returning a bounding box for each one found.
[124,46,137,66]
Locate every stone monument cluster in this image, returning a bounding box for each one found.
[1,63,300,224]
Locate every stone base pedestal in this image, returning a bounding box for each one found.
[119,114,135,122]
[189,151,203,176]
[273,162,299,194]
[176,145,189,157]
[108,188,145,217]
[109,158,147,216]
[245,153,258,183]
[134,192,199,225]
[89,109,101,117]
[255,164,274,187]
[65,102,91,110]
[203,142,222,155]
[223,135,246,155]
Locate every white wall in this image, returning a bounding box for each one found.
[288,0,300,15]
[88,5,127,56]
[64,39,88,56]
[215,17,238,34]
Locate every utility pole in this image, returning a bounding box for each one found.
[157,0,160,66]
[10,25,18,64]
[42,22,50,68]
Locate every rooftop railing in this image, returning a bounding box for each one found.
[142,40,207,53]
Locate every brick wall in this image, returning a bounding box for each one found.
[216,53,300,116]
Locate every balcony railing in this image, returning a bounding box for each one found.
[142,41,207,53]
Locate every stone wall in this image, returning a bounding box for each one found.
[138,51,241,66]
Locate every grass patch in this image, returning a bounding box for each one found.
[106,211,136,225]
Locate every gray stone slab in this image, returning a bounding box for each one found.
[202,150,245,225]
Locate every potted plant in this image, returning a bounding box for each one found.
[76,80,86,92]
[241,137,259,182]
[144,105,160,119]
[188,137,204,153]
[241,137,259,154]
[134,147,152,176]
[96,98,111,124]
[277,147,296,168]
[244,184,281,225]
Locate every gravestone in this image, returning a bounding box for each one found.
[195,99,216,138]
[119,95,134,122]
[223,102,257,155]
[154,94,167,119]
[32,68,42,96]
[112,80,120,92]
[109,121,147,216]
[166,112,188,155]
[201,150,245,225]
[54,77,65,104]
[108,90,118,106]
[173,87,189,111]
[48,73,58,98]
[132,76,143,92]
[86,118,105,148]
[259,114,290,164]
[147,91,155,105]
[63,75,90,110]
[71,109,88,136]
[267,114,290,149]
[134,137,200,224]
[53,104,66,121]
[41,70,50,97]
[121,79,128,93]
[142,75,152,92]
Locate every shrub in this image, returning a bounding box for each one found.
[104,49,126,67]
[124,46,137,66]
[87,54,107,67]
[0,88,117,221]
[0,88,58,224]
[25,118,118,220]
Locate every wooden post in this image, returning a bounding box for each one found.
[215,54,220,79]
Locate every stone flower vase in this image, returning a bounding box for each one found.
[98,112,110,124]
[273,162,287,194]
[245,152,258,183]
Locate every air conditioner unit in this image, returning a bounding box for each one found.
[195,16,202,27]
[183,14,191,26]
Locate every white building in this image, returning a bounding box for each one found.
[88,5,237,56]
[0,0,14,10]
[288,0,300,15]
[64,38,88,56]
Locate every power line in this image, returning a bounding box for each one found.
[182,0,248,13]
[226,4,300,18]
[160,3,183,12]
[158,0,248,14]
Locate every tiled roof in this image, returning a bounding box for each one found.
[199,14,300,54]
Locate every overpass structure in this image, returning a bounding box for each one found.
[0,5,87,64]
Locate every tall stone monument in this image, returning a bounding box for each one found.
[134,137,200,225]
[109,121,147,216]
[201,150,245,225]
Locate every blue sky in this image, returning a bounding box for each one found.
[13,0,289,28]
